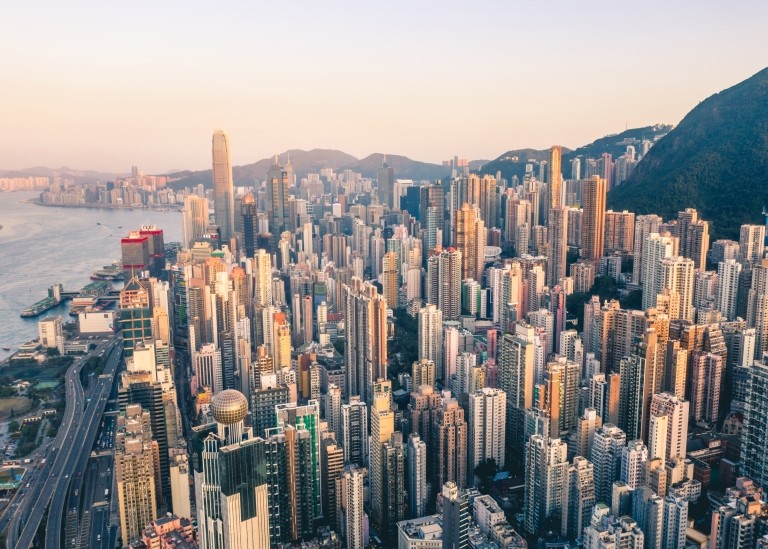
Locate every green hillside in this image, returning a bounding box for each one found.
[609,68,768,240]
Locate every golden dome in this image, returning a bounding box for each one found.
[211,389,248,425]
[241,193,255,204]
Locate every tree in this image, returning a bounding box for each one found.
[474,458,499,494]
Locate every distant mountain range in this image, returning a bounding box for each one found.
[0,166,125,183]
[609,67,768,240]
[166,149,358,188]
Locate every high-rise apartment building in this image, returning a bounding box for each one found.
[604,210,635,256]
[342,279,388,404]
[407,434,428,518]
[116,404,158,544]
[547,206,569,287]
[426,247,462,320]
[549,145,563,212]
[741,358,768,491]
[649,392,689,463]
[591,424,627,505]
[468,388,507,483]
[382,251,400,308]
[341,396,368,467]
[718,259,743,321]
[455,203,486,282]
[675,208,710,271]
[370,380,395,533]
[183,194,210,248]
[336,466,366,549]
[524,435,568,535]
[418,304,444,380]
[562,456,595,541]
[435,395,468,489]
[498,324,535,460]
[632,214,663,285]
[580,176,606,261]
[740,224,766,266]
[212,130,235,243]
[641,232,678,311]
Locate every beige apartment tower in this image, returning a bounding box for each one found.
[580,176,606,261]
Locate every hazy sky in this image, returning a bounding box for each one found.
[1,1,766,174]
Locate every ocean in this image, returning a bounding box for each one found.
[0,192,183,354]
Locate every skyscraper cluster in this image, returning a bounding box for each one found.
[111,131,768,548]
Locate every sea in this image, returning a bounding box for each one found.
[0,192,183,354]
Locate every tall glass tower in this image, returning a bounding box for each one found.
[212,130,235,244]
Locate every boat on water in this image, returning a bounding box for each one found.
[2,347,10,352]
[90,262,123,282]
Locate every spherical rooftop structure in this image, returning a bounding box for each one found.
[241,192,255,204]
[211,389,248,425]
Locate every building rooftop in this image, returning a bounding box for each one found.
[398,515,443,541]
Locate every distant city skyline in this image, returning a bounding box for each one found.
[0,1,766,173]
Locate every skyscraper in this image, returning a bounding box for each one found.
[498,324,535,459]
[548,145,563,212]
[342,279,388,404]
[524,435,568,536]
[632,214,663,285]
[580,176,606,261]
[418,304,444,380]
[341,396,369,467]
[212,130,235,243]
[441,482,470,549]
[183,194,210,247]
[741,357,768,491]
[675,208,710,271]
[562,456,595,541]
[267,156,291,241]
[717,259,743,320]
[377,158,395,209]
[115,404,158,544]
[382,251,400,308]
[241,193,259,257]
[407,434,428,518]
[426,247,462,321]
[547,206,569,287]
[740,224,766,266]
[435,395,468,489]
[336,466,366,549]
[468,388,507,482]
[370,380,394,533]
[455,203,486,282]
[193,390,273,549]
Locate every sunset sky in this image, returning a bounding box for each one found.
[1,1,766,173]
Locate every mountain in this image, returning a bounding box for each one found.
[476,125,672,183]
[340,153,450,181]
[609,68,768,240]
[0,166,125,183]
[474,148,559,182]
[166,149,358,189]
[561,125,672,165]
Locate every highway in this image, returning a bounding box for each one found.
[2,338,120,549]
[44,341,122,549]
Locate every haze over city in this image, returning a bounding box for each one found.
[1,0,766,173]
[4,2,768,549]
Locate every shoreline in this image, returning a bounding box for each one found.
[27,199,182,213]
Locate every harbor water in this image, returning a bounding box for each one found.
[0,192,183,353]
